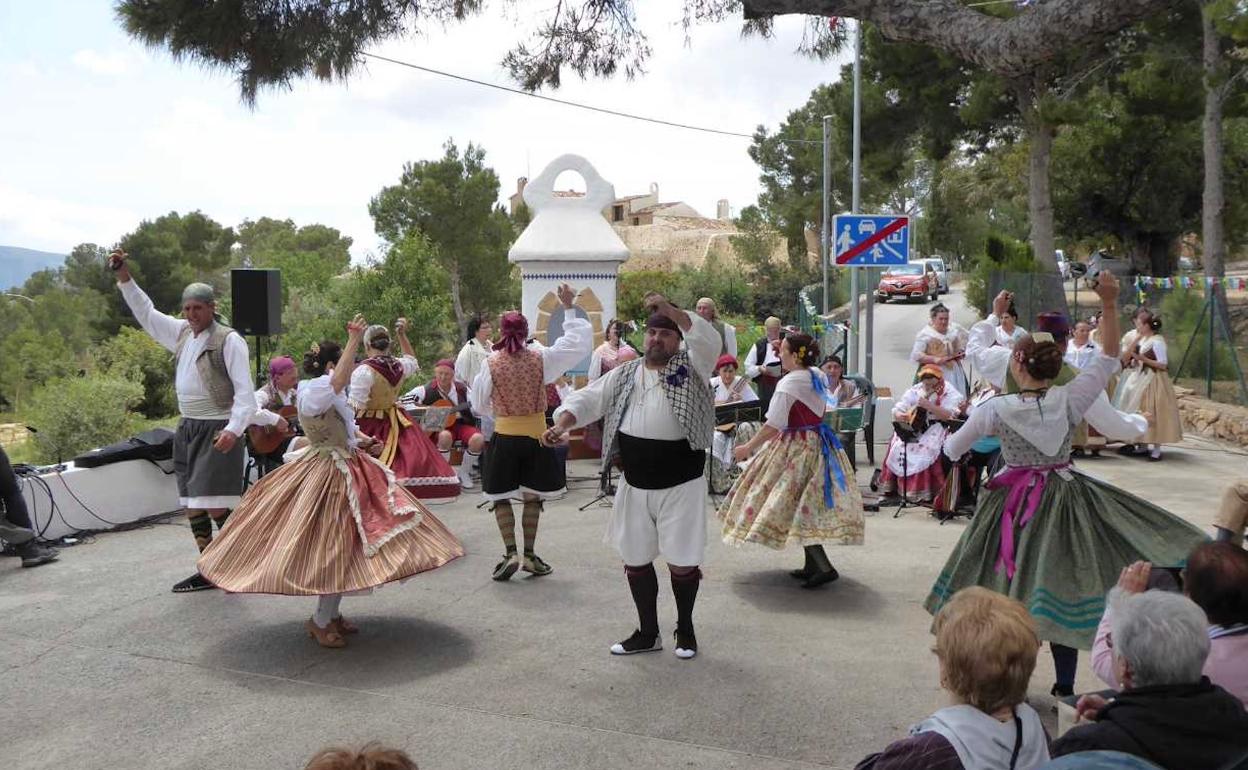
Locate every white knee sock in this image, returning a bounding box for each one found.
[313,594,342,628]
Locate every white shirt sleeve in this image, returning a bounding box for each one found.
[1151,337,1168,366]
[944,400,995,459]
[469,363,494,418]
[552,366,616,428]
[348,366,374,410]
[221,334,259,436]
[910,333,929,365]
[1065,354,1120,421]
[454,343,474,385]
[587,349,604,381]
[406,385,428,402]
[744,341,763,379]
[764,380,796,430]
[117,279,187,352]
[967,317,1008,389]
[741,381,759,403]
[723,323,738,357]
[298,375,337,416]
[892,385,920,419]
[542,317,594,383]
[684,312,722,381]
[1084,393,1148,442]
[249,386,281,427]
[399,355,420,378]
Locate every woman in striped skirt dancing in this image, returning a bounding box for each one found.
[198,314,464,648]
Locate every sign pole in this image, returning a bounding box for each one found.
[853,21,870,380]
[822,115,832,317]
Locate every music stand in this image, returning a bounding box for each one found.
[889,420,922,518]
[578,459,617,511]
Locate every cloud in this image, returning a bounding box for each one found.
[0,184,139,253]
[71,48,137,76]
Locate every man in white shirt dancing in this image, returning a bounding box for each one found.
[111,250,257,593]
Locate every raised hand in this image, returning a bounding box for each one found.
[1094,270,1120,302]
[347,313,367,338]
[1117,561,1151,595]
[395,317,409,336]
[108,249,132,282]
[556,283,576,308]
[992,290,1013,318]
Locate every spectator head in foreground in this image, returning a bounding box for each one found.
[1185,541,1248,630]
[854,587,1050,770]
[305,743,417,770]
[1053,588,1248,770]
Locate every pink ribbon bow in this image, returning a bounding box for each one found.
[984,463,1069,579]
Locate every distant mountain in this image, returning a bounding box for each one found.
[0,245,66,291]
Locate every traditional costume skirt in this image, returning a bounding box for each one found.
[198,447,464,596]
[1113,370,1183,445]
[718,425,864,549]
[174,417,245,509]
[924,465,1206,649]
[356,407,461,500]
[878,425,949,502]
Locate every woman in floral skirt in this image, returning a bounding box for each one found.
[199,315,465,648]
[718,333,864,588]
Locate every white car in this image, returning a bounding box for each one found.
[923,257,950,294]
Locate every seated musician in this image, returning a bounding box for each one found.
[958,380,1003,509]
[405,358,484,489]
[878,365,966,504]
[708,355,760,494]
[248,355,297,471]
[819,355,860,407]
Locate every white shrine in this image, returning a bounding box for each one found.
[508,154,631,371]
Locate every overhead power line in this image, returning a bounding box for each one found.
[360,51,822,145]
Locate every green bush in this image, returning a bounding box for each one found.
[964,240,1040,317]
[25,375,143,463]
[94,326,178,418]
[1159,290,1239,381]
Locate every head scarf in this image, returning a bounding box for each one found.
[494,311,529,354]
[181,282,215,304]
[716,354,738,371]
[646,312,683,339]
[918,364,944,381]
[434,358,455,370]
[268,356,295,380]
[1036,312,1070,346]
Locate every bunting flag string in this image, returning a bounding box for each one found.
[1132,275,1246,291]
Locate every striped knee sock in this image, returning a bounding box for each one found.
[522,500,542,555]
[493,501,517,554]
[188,512,213,552]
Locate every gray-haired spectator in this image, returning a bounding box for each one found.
[1051,589,1248,769]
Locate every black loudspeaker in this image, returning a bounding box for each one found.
[231,268,281,336]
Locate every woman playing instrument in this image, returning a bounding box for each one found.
[198,317,465,649]
[878,367,966,504]
[708,354,760,494]
[350,320,461,501]
[926,272,1206,697]
[911,304,970,397]
[819,355,859,407]
[718,334,864,588]
[588,319,638,382]
[1112,307,1182,461]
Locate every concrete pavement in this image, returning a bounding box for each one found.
[3,283,1241,770]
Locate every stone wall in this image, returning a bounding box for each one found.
[0,423,29,448]
[1177,388,1248,446]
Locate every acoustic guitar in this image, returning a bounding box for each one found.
[247,405,297,455]
[430,397,474,431]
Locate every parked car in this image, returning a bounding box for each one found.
[877,262,939,303]
[1056,249,1071,280]
[1082,250,1133,288]
[923,256,950,294]
[1178,256,1197,272]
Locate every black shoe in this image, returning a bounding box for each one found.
[673,628,697,660]
[492,552,520,581]
[788,567,812,580]
[1116,444,1139,456]
[521,552,553,576]
[1071,448,1085,458]
[802,566,841,589]
[1050,683,1075,698]
[18,543,58,568]
[171,572,215,593]
[610,629,662,655]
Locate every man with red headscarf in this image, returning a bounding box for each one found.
[405,358,485,489]
[469,284,592,581]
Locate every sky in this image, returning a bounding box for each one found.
[0,1,848,262]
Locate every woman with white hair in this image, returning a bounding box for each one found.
[1052,589,1248,769]
[350,319,460,501]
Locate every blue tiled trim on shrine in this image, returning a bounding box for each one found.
[523,273,616,280]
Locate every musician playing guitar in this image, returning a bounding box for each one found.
[405,359,485,489]
[247,355,297,471]
[708,355,760,494]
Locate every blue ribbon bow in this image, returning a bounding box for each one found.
[802,370,850,506]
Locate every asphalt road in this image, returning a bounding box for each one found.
[3,282,1237,770]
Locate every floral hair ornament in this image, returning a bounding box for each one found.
[309,342,321,356]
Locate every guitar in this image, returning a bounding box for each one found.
[430,396,474,431]
[247,405,298,455]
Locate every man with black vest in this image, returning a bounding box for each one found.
[744,315,785,413]
[111,250,257,593]
[546,292,718,660]
[405,358,485,489]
